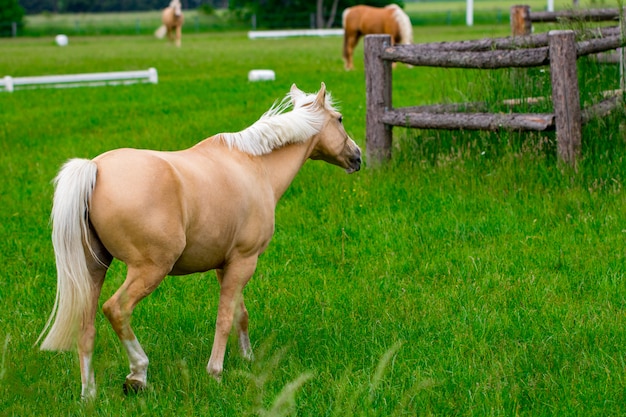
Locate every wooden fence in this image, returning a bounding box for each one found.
[365,7,625,168]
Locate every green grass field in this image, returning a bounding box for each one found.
[1,18,626,416]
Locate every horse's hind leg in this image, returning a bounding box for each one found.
[208,258,257,379]
[102,264,168,393]
[343,32,360,70]
[78,229,112,400]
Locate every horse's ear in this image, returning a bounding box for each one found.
[314,82,327,108]
[290,84,305,104]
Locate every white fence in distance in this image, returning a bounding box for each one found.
[1,67,158,92]
[248,28,343,39]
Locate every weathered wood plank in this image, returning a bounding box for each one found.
[531,8,620,23]
[382,111,555,131]
[381,46,550,69]
[581,94,625,124]
[393,26,619,53]
[577,35,625,57]
[403,35,549,52]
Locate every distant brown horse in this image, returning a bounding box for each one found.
[155,0,184,47]
[342,4,413,70]
[37,83,361,400]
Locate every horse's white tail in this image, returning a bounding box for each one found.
[155,25,167,39]
[389,4,413,45]
[38,158,98,351]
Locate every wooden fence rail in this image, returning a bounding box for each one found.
[511,6,621,36]
[365,16,624,167]
[405,26,620,52]
[380,28,623,69]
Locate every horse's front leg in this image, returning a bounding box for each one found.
[208,258,257,379]
[215,268,253,361]
[175,25,182,47]
[236,298,253,361]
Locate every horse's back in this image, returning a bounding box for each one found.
[343,4,399,37]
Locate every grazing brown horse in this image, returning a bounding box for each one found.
[38,83,361,399]
[342,4,413,70]
[155,0,184,47]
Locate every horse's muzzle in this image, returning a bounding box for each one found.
[345,153,362,174]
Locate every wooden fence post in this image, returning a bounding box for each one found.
[549,30,581,167]
[365,35,393,166]
[510,5,531,36]
[617,7,626,92]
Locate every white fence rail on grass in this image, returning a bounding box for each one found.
[248,28,343,39]
[1,67,158,92]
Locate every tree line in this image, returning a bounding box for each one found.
[3,0,403,35]
[17,0,402,15]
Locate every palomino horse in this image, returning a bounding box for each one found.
[155,0,184,47]
[342,4,413,70]
[38,83,361,399]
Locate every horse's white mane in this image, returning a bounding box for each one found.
[220,85,337,156]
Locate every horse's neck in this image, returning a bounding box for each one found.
[258,139,315,204]
[193,135,314,205]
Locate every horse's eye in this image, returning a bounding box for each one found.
[338,116,343,124]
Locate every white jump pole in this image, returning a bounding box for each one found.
[466,0,474,26]
[547,0,554,12]
[3,76,14,92]
[1,68,158,92]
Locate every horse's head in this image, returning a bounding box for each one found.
[170,0,182,16]
[290,83,362,173]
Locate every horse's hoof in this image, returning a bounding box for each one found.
[206,366,223,383]
[209,370,223,383]
[123,379,146,395]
